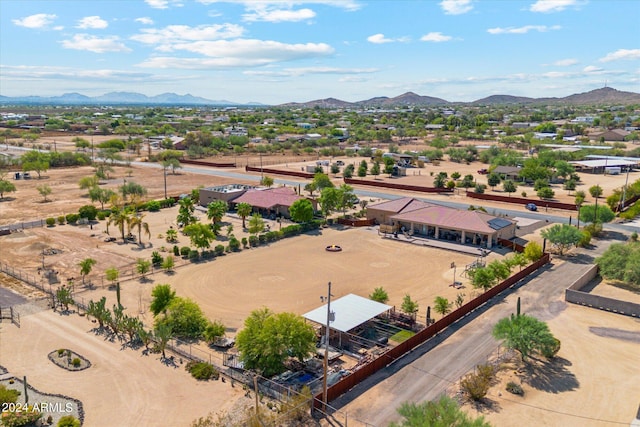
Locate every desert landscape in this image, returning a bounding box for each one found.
[1,146,639,427]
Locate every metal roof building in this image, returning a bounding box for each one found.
[303,294,392,333]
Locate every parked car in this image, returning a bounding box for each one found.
[477,168,488,174]
[525,203,537,211]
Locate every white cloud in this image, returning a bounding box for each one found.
[553,58,578,66]
[197,0,362,12]
[599,49,640,62]
[135,17,154,25]
[439,0,473,15]
[76,16,108,29]
[131,24,245,45]
[137,39,334,68]
[487,25,561,34]
[61,34,132,53]
[420,32,453,42]
[243,7,316,23]
[367,33,409,44]
[145,0,183,9]
[244,66,377,77]
[530,0,585,13]
[0,65,153,81]
[12,13,57,29]
[583,65,603,73]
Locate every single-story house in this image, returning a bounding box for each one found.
[589,129,630,142]
[492,166,521,181]
[367,197,516,249]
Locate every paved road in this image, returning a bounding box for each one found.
[327,240,616,426]
[0,287,27,308]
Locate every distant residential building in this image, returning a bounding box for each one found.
[590,129,630,141]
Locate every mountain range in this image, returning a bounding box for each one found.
[0,87,638,107]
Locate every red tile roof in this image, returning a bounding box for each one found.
[232,186,301,209]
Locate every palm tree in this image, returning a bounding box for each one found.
[154,322,173,360]
[78,258,97,286]
[130,213,150,246]
[108,208,132,242]
[207,200,228,233]
[236,202,253,229]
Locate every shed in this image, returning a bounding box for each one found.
[303,294,392,333]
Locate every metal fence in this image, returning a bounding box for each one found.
[0,219,45,232]
[0,306,20,327]
[0,262,50,295]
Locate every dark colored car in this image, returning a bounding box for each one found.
[525,203,537,211]
[477,168,488,174]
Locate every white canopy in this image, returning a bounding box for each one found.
[303,294,392,333]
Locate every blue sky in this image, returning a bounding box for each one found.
[1,0,639,104]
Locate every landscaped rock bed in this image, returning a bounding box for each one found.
[0,377,84,426]
[48,349,91,371]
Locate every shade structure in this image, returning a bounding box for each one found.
[303,294,392,333]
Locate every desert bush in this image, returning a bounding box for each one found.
[57,348,65,356]
[173,245,180,256]
[583,222,603,237]
[228,236,241,251]
[249,235,259,247]
[46,217,56,227]
[460,364,495,401]
[71,357,81,367]
[541,337,561,358]
[506,381,524,395]
[186,361,219,380]
[78,204,98,220]
[578,230,591,247]
[241,237,248,248]
[96,211,106,221]
[180,246,191,257]
[214,245,225,256]
[151,251,163,266]
[57,215,66,225]
[65,213,79,224]
[188,250,200,261]
[146,200,161,212]
[57,415,81,427]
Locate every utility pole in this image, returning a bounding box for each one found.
[163,166,167,200]
[322,281,334,412]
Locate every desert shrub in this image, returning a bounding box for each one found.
[173,245,180,256]
[583,222,603,237]
[57,215,66,225]
[474,183,486,194]
[0,384,20,405]
[1,406,42,426]
[46,217,56,227]
[249,235,259,247]
[228,237,241,251]
[258,234,267,244]
[96,211,106,221]
[57,415,81,427]
[78,204,98,220]
[506,381,524,396]
[188,250,200,261]
[241,237,248,248]
[180,246,191,257]
[186,361,219,380]
[65,213,79,224]
[57,348,65,356]
[578,230,591,247]
[151,251,163,266]
[281,224,302,237]
[214,245,225,256]
[540,337,561,358]
[71,357,81,367]
[460,364,495,401]
[160,198,176,208]
[146,200,161,212]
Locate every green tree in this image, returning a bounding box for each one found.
[120,181,147,203]
[153,322,173,359]
[260,175,274,187]
[56,285,74,311]
[470,267,495,291]
[162,255,175,272]
[503,179,517,196]
[369,287,389,303]
[78,175,99,191]
[389,395,491,427]
[595,242,640,285]
[89,187,115,210]
[318,186,340,217]
[487,173,501,189]
[236,202,253,228]
[236,308,316,376]
[130,213,151,245]
[155,297,209,339]
[370,161,380,179]
[78,257,97,286]
[37,184,52,202]
[108,208,132,242]
[136,258,152,279]
[78,204,98,221]
[589,184,603,199]
[206,200,228,232]
[289,198,314,223]
[183,222,215,253]
[311,173,334,191]
[433,296,452,318]
[105,267,119,287]
[247,213,265,235]
[579,204,615,224]
[336,184,358,216]
[177,197,197,227]
[401,294,419,320]
[523,241,543,262]
[537,186,555,200]
[493,314,559,362]
[86,297,109,328]
[203,320,227,345]
[540,224,584,255]
[0,180,16,199]
[150,284,176,316]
